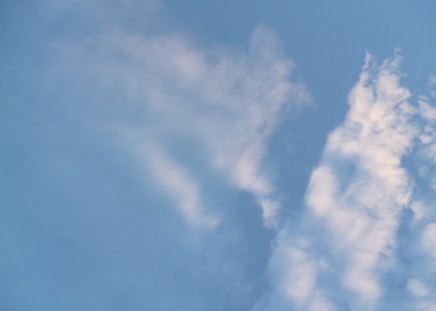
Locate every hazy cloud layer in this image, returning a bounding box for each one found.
[1,1,310,310]
[59,22,310,228]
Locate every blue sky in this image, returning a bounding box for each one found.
[1,1,436,310]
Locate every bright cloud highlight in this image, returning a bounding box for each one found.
[258,53,436,311]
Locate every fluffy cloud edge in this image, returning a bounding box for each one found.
[256,52,436,311]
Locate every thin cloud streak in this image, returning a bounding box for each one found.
[4,1,310,308]
[61,24,311,228]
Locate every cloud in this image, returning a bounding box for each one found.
[257,53,436,310]
[2,1,311,310]
[122,134,219,228]
[8,1,434,310]
[56,21,310,228]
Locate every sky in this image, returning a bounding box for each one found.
[1,1,436,310]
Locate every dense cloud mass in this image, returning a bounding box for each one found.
[257,53,436,311]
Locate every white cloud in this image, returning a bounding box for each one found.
[421,223,436,259]
[258,53,436,310]
[14,2,310,308]
[407,278,429,298]
[59,24,310,228]
[132,136,220,228]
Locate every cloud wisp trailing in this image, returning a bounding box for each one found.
[3,1,311,309]
[58,21,311,228]
[257,53,436,311]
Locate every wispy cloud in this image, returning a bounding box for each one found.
[257,53,436,310]
[58,22,311,228]
[4,1,310,308]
